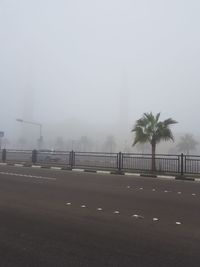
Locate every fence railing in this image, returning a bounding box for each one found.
[1,149,200,175]
[184,155,200,174]
[121,153,181,173]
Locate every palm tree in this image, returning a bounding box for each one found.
[177,134,198,155]
[132,112,177,172]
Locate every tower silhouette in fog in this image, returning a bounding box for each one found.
[119,71,130,136]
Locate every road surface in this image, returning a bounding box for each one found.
[0,164,199,266]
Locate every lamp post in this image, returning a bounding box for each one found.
[16,118,43,149]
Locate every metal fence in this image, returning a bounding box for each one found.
[4,149,32,163]
[122,153,180,173]
[1,149,200,175]
[73,152,118,169]
[37,150,71,166]
[185,155,200,174]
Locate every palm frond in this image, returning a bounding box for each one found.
[163,118,177,126]
[132,126,149,146]
[155,112,161,122]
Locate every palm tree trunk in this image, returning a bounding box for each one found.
[151,142,156,172]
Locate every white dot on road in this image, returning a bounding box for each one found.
[140,188,143,190]
[153,218,159,221]
[175,222,182,225]
[66,202,71,206]
[152,189,156,191]
[177,192,182,194]
[114,211,120,214]
[127,186,130,189]
[97,208,102,211]
[132,214,144,219]
[81,205,86,208]
[192,193,196,196]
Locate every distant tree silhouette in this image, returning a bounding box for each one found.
[79,136,93,152]
[177,134,198,155]
[104,135,116,153]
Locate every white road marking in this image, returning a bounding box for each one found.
[132,214,144,219]
[177,192,182,194]
[164,190,168,193]
[114,211,120,214]
[0,163,7,166]
[175,222,182,225]
[66,202,71,206]
[81,205,86,208]
[72,169,84,172]
[157,175,175,179]
[127,186,130,189]
[97,208,102,211]
[31,165,42,168]
[153,218,159,221]
[152,189,156,191]
[97,170,111,174]
[14,164,23,167]
[192,193,196,196]
[51,167,62,170]
[139,187,143,190]
[0,171,56,180]
[124,173,140,176]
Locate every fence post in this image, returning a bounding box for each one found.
[2,149,6,163]
[32,149,37,164]
[70,150,74,168]
[118,152,122,173]
[180,153,184,176]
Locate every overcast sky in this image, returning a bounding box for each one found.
[0,0,200,139]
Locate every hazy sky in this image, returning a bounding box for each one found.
[0,0,200,139]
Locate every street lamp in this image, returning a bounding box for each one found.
[16,118,43,149]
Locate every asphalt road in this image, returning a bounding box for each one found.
[0,165,200,267]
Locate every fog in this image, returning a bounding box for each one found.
[0,0,200,152]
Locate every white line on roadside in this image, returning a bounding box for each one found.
[157,175,175,179]
[97,170,111,174]
[0,163,7,166]
[124,173,140,176]
[51,167,62,170]
[72,169,84,172]
[0,171,56,180]
[30,175,56,180]
[31,165,42,168]
[14,164,23,167]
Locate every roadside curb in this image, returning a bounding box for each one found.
[0,162,199,181]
